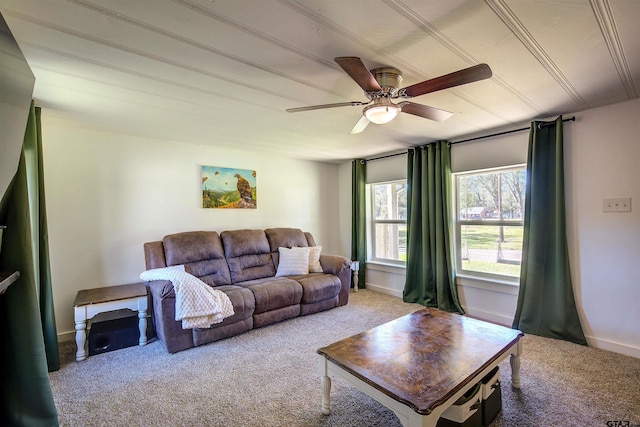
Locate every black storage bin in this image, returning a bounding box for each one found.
[88,315,139,355]
[437,383,483,427]
[480,366,502,426]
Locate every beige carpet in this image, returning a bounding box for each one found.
[51,290,640,426]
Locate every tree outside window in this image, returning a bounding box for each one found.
[456,167,526,279]
[371,181,407,263]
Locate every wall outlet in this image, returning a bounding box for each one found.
[603,198,631,212]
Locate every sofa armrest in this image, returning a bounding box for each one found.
[145,279,195,353]
[146,279,175,298]
[319,255,352,306]
[319,254,351,275]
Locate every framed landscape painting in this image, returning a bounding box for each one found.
[202,166,256,209]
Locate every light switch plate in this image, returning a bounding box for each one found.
[603,198,631,212]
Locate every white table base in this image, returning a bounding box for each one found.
[74,295,148,361]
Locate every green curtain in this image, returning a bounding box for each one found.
[403,142,463,313]
[0,102,59,425]
[351,159,366,288]
[512,116,586,345]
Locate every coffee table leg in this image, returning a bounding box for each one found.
[75,320,87,361]
[138,309,148,346]
[510,339,522,388]
[322,374,332,415]
[319,356,332,415]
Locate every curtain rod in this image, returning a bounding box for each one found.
[451,116,575,145]
[365,116,576,162]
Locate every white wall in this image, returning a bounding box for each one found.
[342,98,640,358]
[42,116,342,340]
[565,98,640,357]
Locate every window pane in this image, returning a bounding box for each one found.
[375,223,407,261]
[458,169,525,221]
[460,224,522,277]
[374,183,407,220]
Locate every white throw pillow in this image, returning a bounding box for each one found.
[276,247,310,277]
[308,246,323,273]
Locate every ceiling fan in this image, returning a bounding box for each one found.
[286,57,492,134]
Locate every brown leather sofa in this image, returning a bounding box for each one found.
[143,228,351,353]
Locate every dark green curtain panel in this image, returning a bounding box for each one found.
[351,159,366,287]
[0,102,59,425]
[512,116,587,345]
[403,142,463,313]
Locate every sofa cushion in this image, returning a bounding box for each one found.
[265,228,308,252]
[253,305,301,329]
[221,229,276,283]
[221,229,270,257]
[164,231,224,264]
[292,273,341,304]
[163,231,232,286]
[238,277,303,314]
[196,285,255,325]
[192,285,255,347]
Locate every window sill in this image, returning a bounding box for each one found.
[366,261,406,275]
[456,274,519,295]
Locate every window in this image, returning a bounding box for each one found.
[454,166,526,280]
[371,181,407,263]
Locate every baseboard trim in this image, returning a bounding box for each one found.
[364,283,403,298]
[364,285,515,327]
[462,306,513,327]
[586,335,640,359]
[58,330,75,343]
[459,309,640,358]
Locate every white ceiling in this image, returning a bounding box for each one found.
[2,0,639,163]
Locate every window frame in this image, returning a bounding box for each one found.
[369,180,407,265]
[453,165,526,283]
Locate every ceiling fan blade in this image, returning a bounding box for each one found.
[335,57,382,92]
[350,115,370,134]
[286,101,368,113]
[399,102,453,122]
[400,63,492,98]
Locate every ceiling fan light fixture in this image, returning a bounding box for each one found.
[363,103,400,124]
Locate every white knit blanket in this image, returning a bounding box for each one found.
[140,265,234,329]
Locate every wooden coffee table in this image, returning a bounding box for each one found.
[74,283,149,361]
[317,308,523,427]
